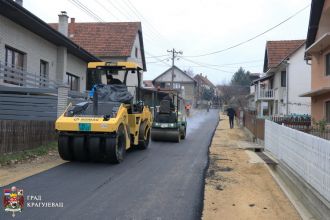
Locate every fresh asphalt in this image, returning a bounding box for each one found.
[0,110,219,220]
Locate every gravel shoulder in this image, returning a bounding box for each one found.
[202,114,301,220]
[0,148,65,187]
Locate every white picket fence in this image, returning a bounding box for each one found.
[265,120,330,202]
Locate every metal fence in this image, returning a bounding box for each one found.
[265,120,330,202]
[307,128,330,140]
[0,62,58,89]
[271,115,311,131]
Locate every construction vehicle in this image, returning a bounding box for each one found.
[55,62,152,163]
[151,91,187,142]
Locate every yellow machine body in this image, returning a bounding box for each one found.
[55,61,152,163]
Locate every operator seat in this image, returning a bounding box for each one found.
[155,100,177,123]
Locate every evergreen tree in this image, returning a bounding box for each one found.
[231,67,251,86]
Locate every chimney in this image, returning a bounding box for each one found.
[58,11,69,37]
[69,18,75,38]
[14,0,23,6]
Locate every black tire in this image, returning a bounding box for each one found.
[138,122,150,150]
[58,135,72,161]
[181,126,186,139]
[88,137,103,162]
[105,125,126,164]
[176,129,181,143]
[72,136,89,162]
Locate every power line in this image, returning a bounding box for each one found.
[145,52,171,67]
[95,0,120,21]
[114,0,170,47]
[179,59,263,68]
[180,57,234,74]
[68,0,104,22]
[123,0,170,42]
[146,54,169,59]
[147,58,169,64]
[105,0,132,21]
[184,4,310,58]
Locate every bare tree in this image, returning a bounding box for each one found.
[217,84,249,108]
[184,68,195,77]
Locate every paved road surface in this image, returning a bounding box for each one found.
[1,110,219,220]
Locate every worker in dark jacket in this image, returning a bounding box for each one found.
[226,107,236,129]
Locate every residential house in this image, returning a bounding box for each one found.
[143,80,154,89]
[194,73,216,107]
[302,0,330,123]
[253,40,311,117]
[49,20,146,90]
[0,0,100,91]
[246,73,260,111]
[153,66,196,105]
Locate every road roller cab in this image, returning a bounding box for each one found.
[151,91,187,142]
[55,62,152,163]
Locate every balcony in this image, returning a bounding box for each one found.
[257,89,275,100]
[0,63,57,89]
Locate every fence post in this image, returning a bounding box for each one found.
[57,84,69,117]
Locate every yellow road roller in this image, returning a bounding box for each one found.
[55,62,152,163]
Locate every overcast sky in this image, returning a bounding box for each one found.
[24,0,311,85]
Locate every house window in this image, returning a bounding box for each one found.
[66,73,79,91]
[173,83,181,89]
[135,47,138,58]
[281,71,286,87]
[5,46,25,85]
[326,53,330,76]
[326,101,330,123]
[40,60,49,87]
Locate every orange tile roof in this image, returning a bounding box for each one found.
[49,21,141,57]
[265,40,305,70]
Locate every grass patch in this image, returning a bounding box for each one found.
[0,142,57,166]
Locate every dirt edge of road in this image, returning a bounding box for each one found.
[197,114,221,220]
[0,146,65,187]
[201,114,301,220]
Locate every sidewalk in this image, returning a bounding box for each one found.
[202,114,301,220]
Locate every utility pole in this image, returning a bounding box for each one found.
[167,48,183,89]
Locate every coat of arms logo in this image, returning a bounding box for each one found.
[3,186,24,218]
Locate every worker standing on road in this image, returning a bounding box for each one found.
[207,101,211,112]
[226,107,235,129]
[185,103,191,116]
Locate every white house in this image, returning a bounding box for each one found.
[253,40,311,116]
[0,0,99,91]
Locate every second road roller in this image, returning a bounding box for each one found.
[151,91,187,142]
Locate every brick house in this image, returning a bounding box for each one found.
[302,0,330,123]
[193,73,216,107]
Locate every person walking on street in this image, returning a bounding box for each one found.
[207,100,211,112]
[226,107,235,129]
[185,103,191,116]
